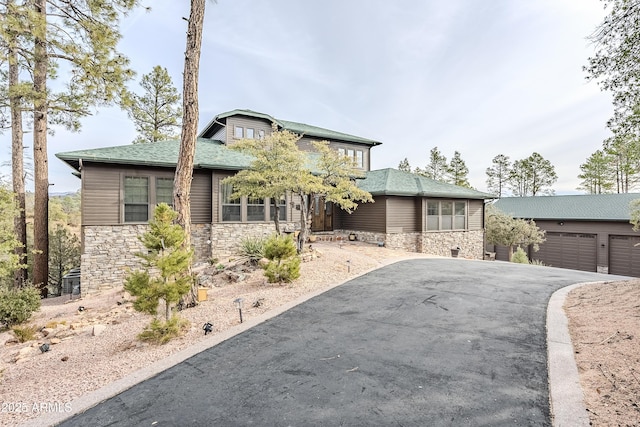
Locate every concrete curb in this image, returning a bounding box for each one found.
[546,281,601,427]
[26,255,432,427]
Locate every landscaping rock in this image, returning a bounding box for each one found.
[92,324,107,336]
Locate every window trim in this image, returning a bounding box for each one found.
[219,182,288,223]
[426,199,467,232]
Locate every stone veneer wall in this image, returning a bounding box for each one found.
[337,229,484,259]
[81,224,213,295]
[209,222,297,259]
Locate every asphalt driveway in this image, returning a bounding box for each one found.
[57,258,623,426]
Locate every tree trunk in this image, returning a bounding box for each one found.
[32,0,49,296]
[174,0,205,308]
[296,194,315,253]
[273,198,281,235]
[9,23,28,288]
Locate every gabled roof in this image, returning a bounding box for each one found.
[199,109,382,146]
[358,168,493,199]
[493,194,640,221]
[56,139,253,173]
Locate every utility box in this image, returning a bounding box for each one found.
[62,268,81,295]
[197,287,208,302]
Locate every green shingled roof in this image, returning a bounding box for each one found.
[56,139,253,172]
[201,109,382,146]
[357,168,493,199]
[493,194,640,221]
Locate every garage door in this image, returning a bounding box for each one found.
[609,235,640,277]
[531,232,597,272]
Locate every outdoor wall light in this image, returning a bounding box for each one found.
[203,322,213,335]
[558,221,564,226]
[234,298,244,323]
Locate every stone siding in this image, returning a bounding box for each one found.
[420,230,484,259]
[337,229,484,259]
[81,224,215,295]
[210,222,297,258]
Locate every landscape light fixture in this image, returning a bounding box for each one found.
[39,343,50,353]
[203,322,213,335]
[346,259,351,273]
[234,298,244,323]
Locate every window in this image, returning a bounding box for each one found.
[427,201,439,231]
[273,195,287,221]
[221,184,241,221]
[426,200,467,231]
[247,197,265,221]
[454,202,466,229]
[124,177,149,222]
[234,126,243,138]
[156,178,173,207]
[337,147,364,169]
[441,201,453,230]
[246,128,255,139]
[258,129,265,139]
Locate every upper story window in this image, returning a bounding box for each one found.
[246,128,255,139]
[234,126,243,138]
[337,147,364,169]
[427,200,466,231]
[124,177,149,222]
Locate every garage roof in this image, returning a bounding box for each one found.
[493,194,640,221]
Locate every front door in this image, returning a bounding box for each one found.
[311,196,333,232]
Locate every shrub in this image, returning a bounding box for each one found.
[529,259,546,266]
[511,247,529,264]
[12,325,39,342]
[238,236,266,262]
[262,235,300,283]
[138,316,189,345]
[0,286,41,327]
[264,256,301,283]
[264,234,297,261]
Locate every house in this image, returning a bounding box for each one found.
[491,194,640,277]
[56,109,492,294]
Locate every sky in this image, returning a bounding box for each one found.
[0,0,616,195]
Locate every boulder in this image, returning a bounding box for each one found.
[50,338,61,345]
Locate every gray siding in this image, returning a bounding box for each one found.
[82,164,211,225]
[298,136,372,171]
[468,200,484,230]
[386,196,419,232]
[225,116,273,146]
[82,164,121,225]
[191,171,212,223]
[336,197,386,232]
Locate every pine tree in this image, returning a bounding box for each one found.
[415,147,448,181]
[447,151,471,187]
[125,65,182,144]
[125,204,194,322]
[1,0,138,292]
[174,0,206,307]
[397,158,411,172]
[486,154,511,197]
[577,150,615,194]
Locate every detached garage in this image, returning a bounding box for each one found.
[491,194,640,277]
